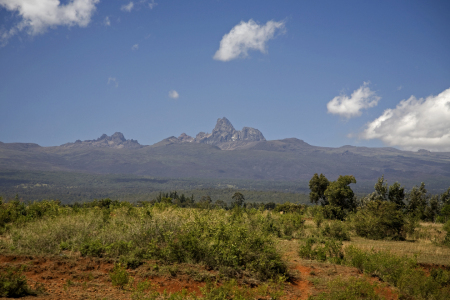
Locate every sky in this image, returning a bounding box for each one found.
[1,0,450,151]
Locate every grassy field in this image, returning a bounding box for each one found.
[0,199,449,299]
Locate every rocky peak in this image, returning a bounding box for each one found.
[190,117,265,146]
[178,133,194,143]
[110,132,126,142]
[62,132,141,149]
[213,117,236,133]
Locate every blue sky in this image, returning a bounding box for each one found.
[1,0,449,151]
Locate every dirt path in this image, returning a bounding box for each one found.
[288,263,313,299]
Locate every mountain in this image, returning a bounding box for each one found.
[61,132,142,149]
[1,117,450,192]
[156,117,266,150]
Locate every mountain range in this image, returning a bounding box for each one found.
[1,117,450,191]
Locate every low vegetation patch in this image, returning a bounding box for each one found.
[0,265,41,298]
[2,202,297,281]
[309,276,385,300]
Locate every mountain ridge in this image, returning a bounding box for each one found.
[1,118,450,189]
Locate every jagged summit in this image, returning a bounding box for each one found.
[62,132,142,149]
[168,117,265,148]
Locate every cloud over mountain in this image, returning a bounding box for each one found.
[361,87,450,151]
[327,82,380,118]
[213,19,285,62]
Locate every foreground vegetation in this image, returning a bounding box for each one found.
[0,174,450,299]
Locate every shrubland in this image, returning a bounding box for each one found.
[0,174,450,299]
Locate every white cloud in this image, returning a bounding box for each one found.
[213,19,285,62]
[327,82,380,119]
[104,16,111,26]
[361,87,450,151]
[168,90,179,99]
[397,86,403,91]
[131,43,139,50]
[148,0,157,9]
[0,0,99,44]
[107,77,118,88]
[121,2,134,12]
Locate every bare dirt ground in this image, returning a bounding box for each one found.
[1,241,401,300]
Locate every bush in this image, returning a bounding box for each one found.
[6,205,289,282]
[109,263,129,289]
[309,276,384,300]
[119,253,143,269]
[343,246,450,299]
[343,246,415,286]
[322,205,348,221]
[80,240,106,257]
[0,266,39,297]
[436,204,450,223]
[309,205,324,228]
[298,237,344,263]
[276,213,304,238]
[146,214,288,281]
[321,221,350,241]
[0,199,62,231]
[443,220,450,247]
[352,200,406,240]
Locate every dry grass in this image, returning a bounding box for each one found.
[343,222,450,265]
[301,219,450,265]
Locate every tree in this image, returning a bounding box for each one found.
[231,192,245,208]
[406,182,428,218]
[441,187,450,206]
[198,195,212,209]
[324,175,357,210]
[388,182,405,210]
[353,200,406,240]
[214,200,227,209]
[424,195,439,222]
[309,173,330,205]
[374,175,388,201]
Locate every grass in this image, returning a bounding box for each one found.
[1,203,299,281]
[344,236,450,265]
[2,198,450,299]
[301,218,450,266]
[308,276,385,300]
[342,246,450,299]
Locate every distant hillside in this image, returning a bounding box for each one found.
[1,117,450,193]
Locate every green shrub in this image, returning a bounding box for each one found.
[321,221,350,241]
[146,215,288,281]
[0,266,39,297]
[344,246,416,286]
[309,276,384,300]
[442,220,450,246]
[322,205,348,221]
[430,268,450,287]
[276,213,304,238]
[6,205,289,281]
[273,202,305,214]
[352,200,406,240]
[119,253,143,269]
[298,237,344,263]
[343,246,450,299]
[0,199,62,231]
[437,204,450,223]
[109,263,129,289]
[80,240,106,257]
[59,241,73,251]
